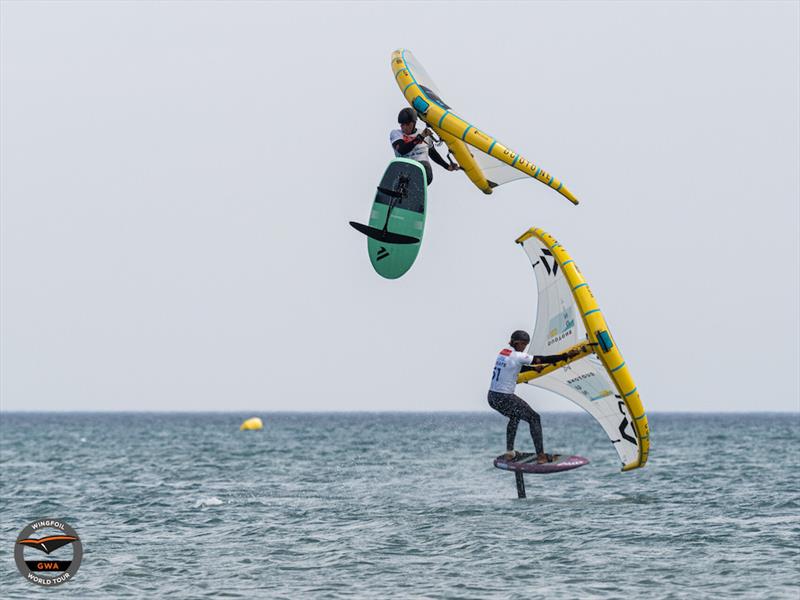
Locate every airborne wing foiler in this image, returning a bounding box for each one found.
[516,227,650,471]
[391,49,578,205]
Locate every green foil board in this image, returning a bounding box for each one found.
[364,158,427,279]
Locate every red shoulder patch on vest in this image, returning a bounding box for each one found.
[500,349,512,356]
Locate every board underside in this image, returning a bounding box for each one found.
[366,159,427,279]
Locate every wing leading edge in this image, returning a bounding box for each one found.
[391,49,578,205]
[515,227,649,471]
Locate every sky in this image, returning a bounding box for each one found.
[1,1,798,412]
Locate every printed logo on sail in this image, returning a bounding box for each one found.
[15,519,82,586]
[546,307,575,346]
[547,330,574,347]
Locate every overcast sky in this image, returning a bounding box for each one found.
[1,1,798,412]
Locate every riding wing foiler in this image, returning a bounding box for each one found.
[515,227,649,471]
[391,49,579,205]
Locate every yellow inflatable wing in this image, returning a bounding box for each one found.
[391,49,579,205]
[515,227,649,471]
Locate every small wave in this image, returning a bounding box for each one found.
[194,496,224,509]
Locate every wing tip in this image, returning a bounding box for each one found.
[515,228,537,244]
[562,189,579,205]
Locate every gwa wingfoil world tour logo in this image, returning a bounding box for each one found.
[15,518,82,586]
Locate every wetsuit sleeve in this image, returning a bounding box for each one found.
[428,146,450,169]
[520,352,569,373]
[393,136,424,156]
[534,353,569,364]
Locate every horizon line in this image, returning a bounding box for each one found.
[1,409,798,415]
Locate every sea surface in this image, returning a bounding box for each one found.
[0,412,798,599]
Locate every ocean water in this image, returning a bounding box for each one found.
[0,412,798,599]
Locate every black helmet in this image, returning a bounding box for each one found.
[398,107,417,124]
[510,330,530,343]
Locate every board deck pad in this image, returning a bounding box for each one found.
[350,158,427,279]
[493,452,589,474]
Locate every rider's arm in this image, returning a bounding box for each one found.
[518,354,566,373]
[533,353,570,365]
[392,137,424,156]
[534,346,584,365]
[428,146,450,169]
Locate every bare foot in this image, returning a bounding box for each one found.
[503,450,517,460]
[536,453,561,464]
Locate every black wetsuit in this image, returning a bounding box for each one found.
[392,136,450,185]
[487,352,569,454]
[487,391,544,454]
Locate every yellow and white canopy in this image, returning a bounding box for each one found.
[516,227,649,471]
[391,49,578,205]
